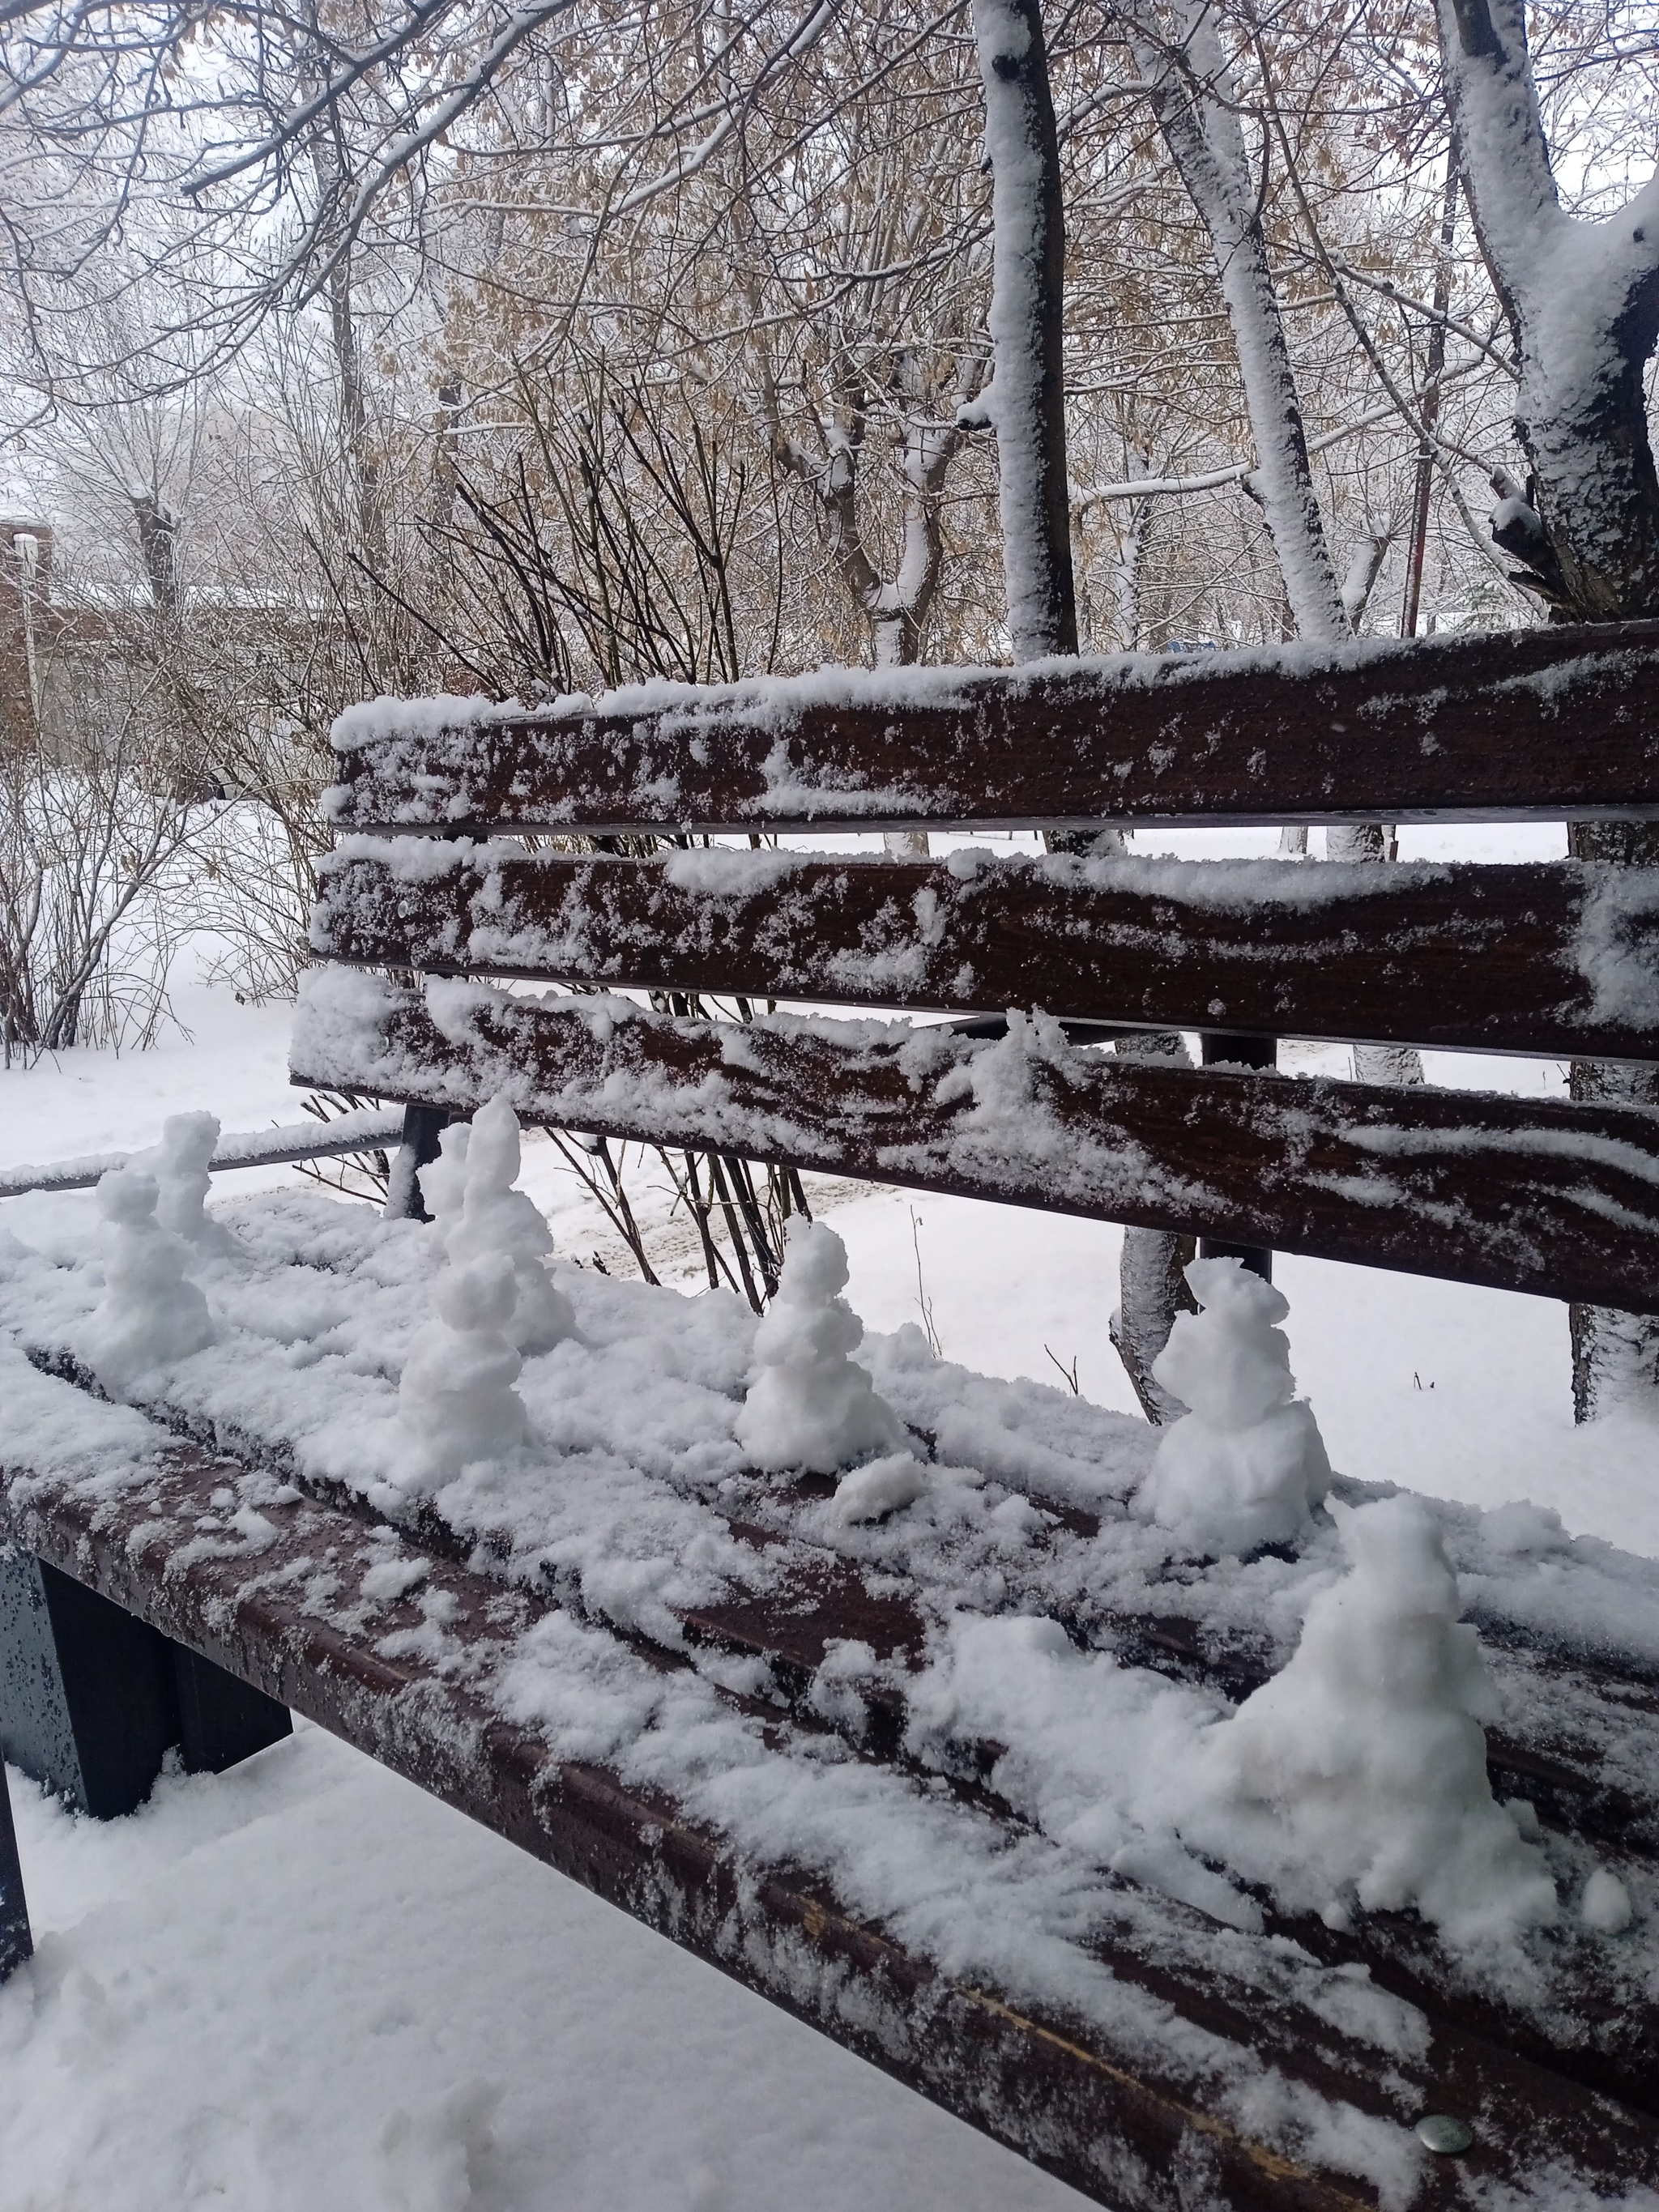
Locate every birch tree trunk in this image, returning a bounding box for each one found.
[970,0,1077,662]
[974,0,1197,1416]
[1128,0,1422,1086]
[1437,0,1659,621]
[1437,0,1659,1418]
[1125,0,1347,641]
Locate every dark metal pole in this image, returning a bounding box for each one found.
[384,1102,451,1221]
[0,1741,31,1983]
[1197,1034,1277,1281]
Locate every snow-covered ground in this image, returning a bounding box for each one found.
[2,881,1655,2211]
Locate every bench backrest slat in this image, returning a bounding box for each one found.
[326,621,1659,835]
[313,850,1659,1065]
[288,980,1659,1313]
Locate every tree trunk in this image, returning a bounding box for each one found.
[971,0,1077,662]
[1128,1,1424,1082]
[975,2,1204,1411]
[1439,0,1659,1417]
[1127,0,1348,642]
[1401,153,1461,641]
[1565,819,1659,1417]
[1438,0,1659,621]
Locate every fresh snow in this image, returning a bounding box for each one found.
[78,1168,217,1396]
[735,1221,906,1473]
[397,1251,532,1490]
[133,1110,236,1252]
[3,1726,1081,2212]
[3,922,1659,2207]
[437,1097,576,1355]
[1134,1257,1332,1555]
[1197,1494,1558,1943]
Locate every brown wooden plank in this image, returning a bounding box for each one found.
[668,1554,1659,2119]
[314,847,1659,1064]
[6,1403,1657,2205]
[289,976,1659,1311]
[326,620,1659,834]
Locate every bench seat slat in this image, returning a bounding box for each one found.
[314,848,1659,1064]
[325,621,1659,834]
[6,1399,1657,2203]
[289,976,1659,1312]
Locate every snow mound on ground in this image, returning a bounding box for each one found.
[398,1252,531,1490]
[79,1168,217,1395]
[736,1221,905,1473]
[1198,1494,1557,1944]
[1137,1258,1330,1555]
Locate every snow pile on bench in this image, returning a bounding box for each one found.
[134,1110,235,1255]
[736,1220,906,1475]
[79,1168,217,1395]
[399,1251,531,1488]
[1200,1494,1558,1944]
[433,1097,574,1354]
[6,1100,1657,2007]
[1136,1257,1330,1555]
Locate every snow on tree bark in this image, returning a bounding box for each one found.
[970,0,1077,662]
[1125,2,1422,1082]
[762,350,987,857]
[1439,0,1659,1416]
[972,1,1202,1411]
[1436,0,1659,622]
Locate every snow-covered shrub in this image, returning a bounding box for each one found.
[1135,1257,1329,1555]
[79,1167,216,1393]
[1201,1494,1557,1945]
[397,1252,531,1488]
[438,1097,574,1356]
[736,1221,906,1474]
[134,1110,232,1252]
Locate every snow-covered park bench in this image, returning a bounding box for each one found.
[5,617,1659,2208]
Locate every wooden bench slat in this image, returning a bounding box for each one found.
[326,621,1659,834]
[314,848,1659,1064]
[6,1401,1657,2202]
[289,976,1659,1311]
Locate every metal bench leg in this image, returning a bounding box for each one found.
[169,1640,294,1775]
[0,1743,29,1982]
[384,1102,451,1222]
[0,1550,291,1821]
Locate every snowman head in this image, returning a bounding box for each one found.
[1151,1257,1295,1427]
[467,1094,522,1192]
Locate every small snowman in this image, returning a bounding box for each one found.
[136,1110,232,1253]
[417,1120,471,1234]
[80,1168,217,1395]
[397,1252,531,1488]
[1203,1494,1558,1943]
[736,1221,906,1474]
[442,1097,574,1357]
[1134,1257,1329,1555]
